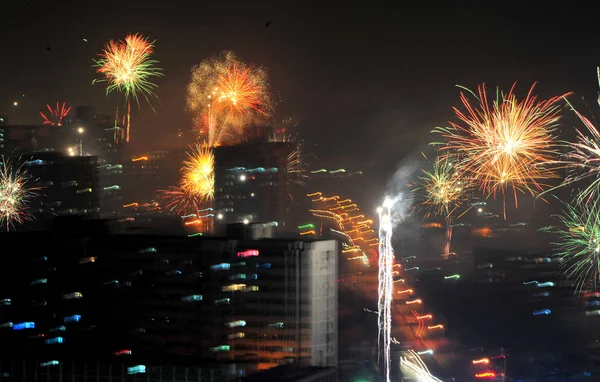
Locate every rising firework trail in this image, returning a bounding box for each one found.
[433,83,565,219]
[187,51,272,146]
[93,33,162,143]
[414,154,469,255]
[377,197,394,382]
[543,198,600,293]
[0,159,41,231]
[39,102,71,126]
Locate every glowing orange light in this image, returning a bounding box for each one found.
[300,230,316,235]
[475,372,496,378]
[237,249,259,258]
[132,156,148,162]
[406,299,422,305]
[123,203,139,208]
[427,324,444,329]
[397,289,413,294]
[416,314,432,320]
[472,358,490,365]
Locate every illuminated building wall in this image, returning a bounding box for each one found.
[213,142,297,231]
[0,223,337,376]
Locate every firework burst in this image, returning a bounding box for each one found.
[0,159,41,231]
[93,33,162,143]
[187,51,272,146]
[158,145,214,216]
[414,154,469,255]
[547,68,600,204]
[180,145,215,203]
[543,199,600,293]
[40,102,71,126]
[433,83,564,219]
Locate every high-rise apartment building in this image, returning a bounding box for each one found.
[213,142,304,233]
[21,152,100,221]
[0,221,337,378]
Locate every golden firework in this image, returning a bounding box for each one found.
[186,51,272,146]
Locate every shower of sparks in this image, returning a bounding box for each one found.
[0,159,41,231]
[432,83,564,219]
[270,131,309,188]
[377,197,394,382]
[158,146,214,213]
[309,192,379,265]
[157,186,202,216]
[180,145,215,203]
[93,33,162,142]
[39,102,72,126]
[548,68,600,204]
[414,154,469,255]
[186,51,272,146]
[542,198,600,293]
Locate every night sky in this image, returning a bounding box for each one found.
[2,1,600,195]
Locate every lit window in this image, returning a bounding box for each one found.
[79,257,96,264]
[229,274,246,280]
[210,263,230,271]
[48,326,66,332]
[0,298,10,306]
[114,349,132,356]
[13,322,35,330]
[237,249,259,258]
[257,263,272,268]
[182,295,203,302]
[210,345,231,352]
[30,278,47,285]
[226,320,246,328]
[64,315,81,323]
[215,298,230,305]
[223,284,246,292]
[140,247,157,253]
[166,270,181,276]
[63,292,82,300]
[228,332,245,339]
[127,365,146,375]
[40,361,59,367]
[45,337,64,345]
[0,322,13,328]
[268,322,284,329]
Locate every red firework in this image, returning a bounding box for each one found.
[40,102,72,126]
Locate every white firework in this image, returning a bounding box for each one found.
[377,197,394,382]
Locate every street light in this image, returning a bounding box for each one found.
[77,127,84,156]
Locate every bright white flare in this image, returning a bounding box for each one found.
[378,200,394,382]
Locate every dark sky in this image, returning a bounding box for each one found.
[2,0,600,182]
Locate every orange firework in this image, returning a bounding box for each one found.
[187,51,272,146]
[433,83,565,219]
[157,145,214,218]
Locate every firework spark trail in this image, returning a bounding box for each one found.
[187,51,272,146]
[309,192,379,264]
[93,33,162,143]
[157,145,215,233]
[545,68,600,204]
[0,159,41,231]
[40,102,71,126]
[433,83,565,219]
[414,155,468,255]
[543,198,600,293]
[377,198,394,382]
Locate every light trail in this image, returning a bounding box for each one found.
[377,197,394,382]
